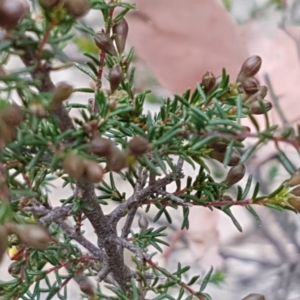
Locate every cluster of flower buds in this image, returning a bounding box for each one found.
[5,222,52,250]
[94,18,129,56]
[201,56,272,115]
[0,0,29,29]
[38,0,90,18]
[89,135,151,173]
[63,152,104,183]
[0,102,24,146]
[236,56,272,115]
[207,126,250,166]
[206,124,250,166]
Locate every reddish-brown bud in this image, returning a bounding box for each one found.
[128,136,150,156]
[241,77,260,95]
[78,277,95,296]
[8,261,23,275]
[9,223,52,250]
[287,168,300,187]
[107,146,127,172]
[209,149,241,166]
[225,164,246,186]
[63,0,90,18]
[52,82,73,104]
[0,0,29,29]
[288,197,300,212]
[237,55,262,81]
[94,31,117,57]
[89,136,113,157]
[63,153,86,179]
[112,18,129,54]
[201,71,216,93]
[109,65,124,94]
[249,100,272,115]
[290,186,300,197]
[0,120,15,144]
[221,194,233,201]
[0,102,24,127]
[257,85,268,98]
[209,141,228,152]
[83,160,104,183]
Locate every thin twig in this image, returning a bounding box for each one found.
[56,220,105,261]
[157,191,192,207]
[106,236,150,260]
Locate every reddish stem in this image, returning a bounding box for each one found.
[36,22,56,70]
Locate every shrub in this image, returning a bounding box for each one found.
[0,1,297,299]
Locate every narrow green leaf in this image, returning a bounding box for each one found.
[200,266,213,292]
[246,205,261,225]
[223,207,243,232]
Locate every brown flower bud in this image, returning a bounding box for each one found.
[78,277,95,296]
[109,65,124,94]
[207,75,222,95]
[287,168,300,187]
[242,77,260,95]
[108,98,117,111]
[201,71,216,93]
[138,214,149,230]
[249,100,272,115]
[107,146,127,172]
[52,82,73,104]
[0,0,29,29]
[10,223,52,250]
[288,197,300,212]
[290,186,300,197]
[241,294,265,300]
[237,55,262,81]
[243,93,263,105]
[224,164,246,186]
[0,225,7,263]
[63,0,90,18]
[94,31,117,57]
[209,141,228,152]
[89,136,113,157]
[128,136,150,156]
[8,261,22,275]
[0,120,15,143]
[83,160,104,183]
[112,18,129,54]
[38,0,61,9]
[257,85,268,98]
[0,102,24,127]
[63,153,86,179]
[209,149,240,166]
[236,126,251,142]
[221,194,233,201]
